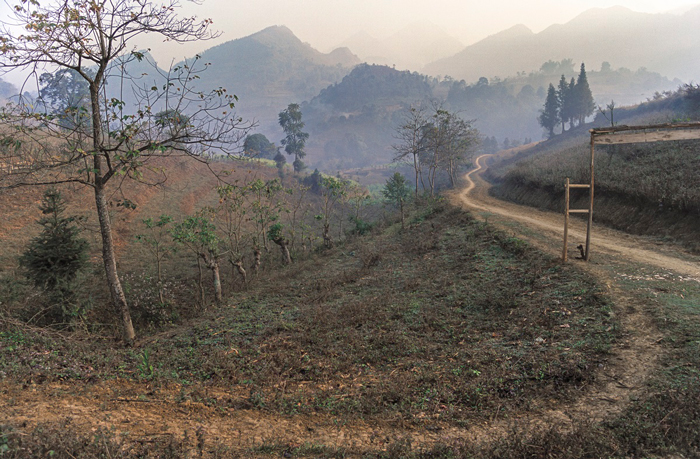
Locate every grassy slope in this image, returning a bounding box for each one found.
[0,200,618,456]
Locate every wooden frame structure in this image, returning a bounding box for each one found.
[563,122,700,262]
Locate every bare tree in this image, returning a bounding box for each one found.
[0,0,250,343]
[420,104,480,191]
[392,104,428,198]
[440,113,480,187]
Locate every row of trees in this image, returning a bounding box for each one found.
[392,103,481,196]
[19,168,374,328]
[538,63,596,137]
[132,170,372,312]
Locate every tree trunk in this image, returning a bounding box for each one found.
[323,223,333,249]
[231,259,247,285]
[413,154,420,199]
[275,238,292,265]
[209,258,222,303]
[252,246,261,274]
[399,199,405,229]
[196,257,205,306]
[156,251,164,304]
[94,183,135,343]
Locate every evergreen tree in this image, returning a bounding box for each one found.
[557,75,572,132]
[568,78,577,126]
[574,63,596,125]
[538,83,559,138]
[19,189,89,321]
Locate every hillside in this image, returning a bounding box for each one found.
[424,6,700,84]
[185,26,360,137]
[485,85,700,252]
[301,63,437,169]
[3,149,700,457]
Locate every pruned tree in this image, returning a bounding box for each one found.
[317,175,348,249]
[136,214,174,304]
[214,181,250,286]
[0,0,250,342]
[267,223,291,265]
[248,178,283,254]
[171,215,222,305]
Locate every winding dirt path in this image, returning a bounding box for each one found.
[454,154,700,278]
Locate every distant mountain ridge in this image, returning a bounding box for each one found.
[424,6,700,83]
[338,22,463,71]
[178,25,360,137]
[191,25,359,100]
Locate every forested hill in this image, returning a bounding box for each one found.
[424,6,700,84]
[297,60,678,170]
[310,63,433,112]
[301,64,438,169]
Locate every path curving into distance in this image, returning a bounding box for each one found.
[452,153,700,278]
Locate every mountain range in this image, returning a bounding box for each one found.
[423,6,700,83]
[337,22,463,71]
[0,5,695,168]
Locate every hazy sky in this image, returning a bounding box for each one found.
[146,0,699,59]
[1,0,698,85]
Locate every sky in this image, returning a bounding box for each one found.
[146,0,699,58]
[1,0,698,86]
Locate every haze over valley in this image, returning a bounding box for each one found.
[2,4,697,171]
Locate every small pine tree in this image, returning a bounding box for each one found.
[19,189,89,321]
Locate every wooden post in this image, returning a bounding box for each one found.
[563,178,570,262]
[585,135,595,261]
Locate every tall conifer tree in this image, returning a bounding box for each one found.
[574,63,596,125]
[557,75,572,132]
[538,84,559,138]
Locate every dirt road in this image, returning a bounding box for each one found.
[452,153,700,278]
